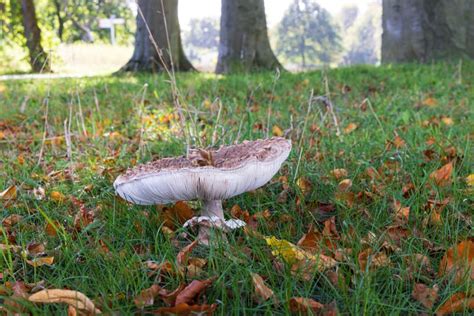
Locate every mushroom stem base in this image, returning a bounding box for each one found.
[199,200,225,245]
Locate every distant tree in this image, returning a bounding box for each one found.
[183,18,219,65]
[340,4,381,65]
[338,5,359,30]
[275,0,341,69]
[121,0,193,72]
[216,0,281,74]
[382,0,474,63]
[20,0,49,72]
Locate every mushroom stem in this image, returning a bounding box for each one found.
[201,200,225,221]
[198,200,225,245]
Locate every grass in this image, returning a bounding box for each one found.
[0,61,473,314]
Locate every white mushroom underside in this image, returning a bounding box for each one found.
[114,154,289,205]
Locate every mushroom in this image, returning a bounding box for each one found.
[114,137,291,244]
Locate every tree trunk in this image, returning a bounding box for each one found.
[121,0,193,72]
[52,0,64,41]
[21,0,50,72]
[216,0,282,73]
[382,0,474,63]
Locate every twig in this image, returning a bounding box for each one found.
[323,72,341,137]
[266,68,281,138]
[293,89,314,182]
[36,91,50,166]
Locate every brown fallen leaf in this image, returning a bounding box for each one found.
[134,284,161,308]
[162,201,195,229]
[337,179,352,192]
[358,248,391,271]
[177,240,198,266]
[251,273,274,302]
[2,214,23,228]
[296,177,312,195]
[289,297,324,313]
[429,162,453,187]
[26,256,54,267]
[330,168,348,179]
[28,289,101,314]
[272,125,284,137]
[175,278,214,305]
[297,225,322,252]
[412,283,439,309]
[344,123,358,134]
[438,239,473,284]
[436,292,474,316]
[153,302,217,315]
[50,191,66,203]
[3,281,30,313]
[0,185,17,201]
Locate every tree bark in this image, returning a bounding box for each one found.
[382,0,474,63]
[121,0,193,72]
[52,0,65,41]
[20,0,50,72]
[216,0,282,73]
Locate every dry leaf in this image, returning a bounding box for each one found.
[26,256,54,267]
[163,201,195,229]
[272,125,284,137]
[412,283,439,309]
[2,214,23,228]
[441,117,454,126]
[393,135,406,148]
[251,273,274,302]
[436,292,474,316]
[0,185,17,200]
[154,303,217,315]
[358,248,391,271]
[422,97,438,107]
[175,278,214,305]
[344,123,358,134]
[337,179,352,192]
[177,240,198,266]
[134,284,161,308]
[330,168,348,179]
[429,162,453,187]
[466,174,474,187]
[289,297,324,313]
[296,177,312,195]
[50,191,66,203]
[28,289,101,314]
[438,239,474,284]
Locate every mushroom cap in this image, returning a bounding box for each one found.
[114,137,291,205]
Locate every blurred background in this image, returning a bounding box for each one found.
[0,0,381,75]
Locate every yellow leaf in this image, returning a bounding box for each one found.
[50,191,66,202]
[0,131,5,139]
[265,236,308,264]
[272,125,284,137]
[466,174,474,187]
[26,256,54,267]
[422,97,438,107]
[296,177,312,195]
[0,185,17,200]
[344,123,358,134]
[28,289,101,314]
[441,117,454,126]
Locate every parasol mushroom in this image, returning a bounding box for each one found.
[114,137,291,244]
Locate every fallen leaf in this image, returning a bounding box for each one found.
[272,125,284,137]
[393,135,406,148]
[412,283,439,309]
[50,191,65,203]
[45,221,61,237]
[422,97,437,107]
[134,284,161,308]
[358,248,391,271]
[154,303,217,315]
[28,289,101,314]
[330,168,348,179]
[429,162,453,187]
[296,177,312,195]
[441,117,454,126]
[162,201,195,229]
[2,214,23,228]
[289,297,324,313]
[344,123,358,134]
[177,240,198,266]
[436,292,474,316]
[297,225,322,252]
[0,185,17,201]
[337,179,352,192]
[438,239,473,284]
[175,278,214,305]
[251,273,274,302]
[26,256,54,267]
[466,174,474,187]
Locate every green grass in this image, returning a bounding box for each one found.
[0,61,473,315]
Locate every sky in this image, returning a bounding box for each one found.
[179,0,377,29]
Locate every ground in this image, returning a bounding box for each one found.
[0,61,473,314]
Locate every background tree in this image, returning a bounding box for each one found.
[183,18,219,66]
[216,0,281,74]
[382,0,474,63]
[21,0,50,72]
[339,3,381,65]
[275,0,341,70]
[121,0,193,72]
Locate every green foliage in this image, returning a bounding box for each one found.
[275,0,341,69]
